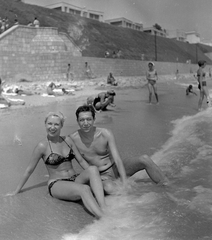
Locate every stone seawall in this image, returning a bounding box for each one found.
[0,25,210,82]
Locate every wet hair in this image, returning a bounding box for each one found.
[45,112,65,126]
[198,60,206,67]
[76,105,95,120]
[107,90,116,96]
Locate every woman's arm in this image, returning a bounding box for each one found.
[155,70,158,81]
[10,142,44,195]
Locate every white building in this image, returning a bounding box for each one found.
[185,31,200,44]
[168,29,187,42]
[143,27,167,38]
[105,17,143,32]
[46,2,104,22]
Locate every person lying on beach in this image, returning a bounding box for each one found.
[8,112,106,218]
[186,85,197,96]
[107,73,118,86]
[62,88,75,95]
[14,88,34,96]
[86,90,116,112]
[70,105,168,195]
[0,78,11,107]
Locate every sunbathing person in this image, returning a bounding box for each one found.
[46,82,63,96]
[107,73,118,86]
[8,112,106,218]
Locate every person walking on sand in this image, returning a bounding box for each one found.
[85,62,93,79]
[70,105,168,195]
[197,60,211,111]
[66,63,74,81]
[146,62,159,104]
[7,112,106,218]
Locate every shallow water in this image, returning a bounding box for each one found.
[1,77,212,240]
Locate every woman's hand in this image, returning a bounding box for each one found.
[5,191,19,197]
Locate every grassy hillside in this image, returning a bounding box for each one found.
[1,0,212,64]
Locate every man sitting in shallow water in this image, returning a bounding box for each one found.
[70,105,168,195]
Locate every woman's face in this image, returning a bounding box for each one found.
[45,116,62,137]
[148,64,153,69]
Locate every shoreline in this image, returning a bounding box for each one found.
[0,73,194,111]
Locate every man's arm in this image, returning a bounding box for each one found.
[106,129,127,183]
[66,136,90,170]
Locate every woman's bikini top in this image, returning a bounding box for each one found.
[197,69,206,78]
[147,69,157,81]
[45,137,75,166]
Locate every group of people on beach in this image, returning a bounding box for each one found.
[6,60,211,219]
[8,105,168,218]
[146,60,211,110]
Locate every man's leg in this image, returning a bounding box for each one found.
[100,167,118,195]
[138,155,167,184]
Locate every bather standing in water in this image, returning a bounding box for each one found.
[197,60,211,111]
[146,62,159,104]
[8,112,106,218]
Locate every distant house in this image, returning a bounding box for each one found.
[143,27,167,38]
[105,17,143,32]
[46,2,104,22]
[168,30,187,42]
[185,31,200,44]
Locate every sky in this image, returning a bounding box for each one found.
[24,0,212,43]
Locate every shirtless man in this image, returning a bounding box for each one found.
[88,90,116,111]
[70,105,167,195]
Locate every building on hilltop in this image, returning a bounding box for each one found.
[168,29,187,42]
[185,31,200,44]
[168,30,200,44]
[105,17,143,32]
[46,2,104,22]
[143,27,167,38]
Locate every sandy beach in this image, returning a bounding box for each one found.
[2,72,212,240]
[1,73,191,110]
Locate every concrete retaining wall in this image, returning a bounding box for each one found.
[0,26,210,82]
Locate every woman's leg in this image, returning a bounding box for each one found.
[76,166,106,209]
[147,83,152,103]
[203,86,211,106]
[198,90,204,110]
[152,85,159,103]
[50,180,104,218]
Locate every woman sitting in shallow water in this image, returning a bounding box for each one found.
[8,112,106,218]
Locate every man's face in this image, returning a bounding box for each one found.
[77,111,95,132]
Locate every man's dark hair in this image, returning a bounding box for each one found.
[198,60,206,67]
[76,105,96,119]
